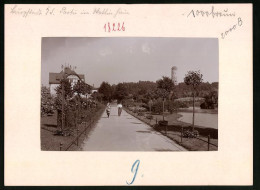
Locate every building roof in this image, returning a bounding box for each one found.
[49,67,85,84]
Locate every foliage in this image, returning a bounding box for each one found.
[174,82,218,98]
[54,77,95,131]
[91,91,103,102]
[41,86,55,115]
[155,88,169,99]
[184,71,203,89]
[158,120,168,126]
[183,129,199,138]
[184,70,203,131]
[122,81,157,97]
[111,81,157,102]
[200,90,218,109]
[146,115,153,120]
[167,101,181,113]
[98,82,113,101]
[55,79,73,102]
[151,101,164,114]
[175,97,204,107]
[56,96,100,133]
[114,83,128,101]
[156,76,175,99]
[137,112,145,116]
[73,79,91,96]
[150,100,188,114]
[157,76,175,92]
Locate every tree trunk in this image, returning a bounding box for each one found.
[61,81,64,131]
[192,91,195,131]
[163,98,165,121]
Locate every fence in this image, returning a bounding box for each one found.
[124,108,218,151]
[59,118,94,151]
[163,125,218,151]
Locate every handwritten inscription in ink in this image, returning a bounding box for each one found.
[184,6,244,40]
[126,160,140,185]
[221,17,243,39]
[104,22,125,32]
[186,6,236,18]
[9,5,129,18]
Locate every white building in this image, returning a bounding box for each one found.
[49,67,86,96]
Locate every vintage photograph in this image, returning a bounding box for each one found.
[41,37,218,151]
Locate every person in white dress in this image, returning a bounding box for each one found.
[117,102,122,116]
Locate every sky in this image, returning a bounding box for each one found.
[41,37,218,87]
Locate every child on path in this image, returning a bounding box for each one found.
[106,102,111,118]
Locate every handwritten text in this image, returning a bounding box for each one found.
[104,22,125,32]
[9,5,130,18]
[187,6,235,18]
[126,160,140,185]
[221,17,243,39]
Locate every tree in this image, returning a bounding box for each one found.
[54,79,73,131]
[55,78,73,100]
[72,80,91,121]
[184,70,203,131]
[91,91,103,102]
[156,76,175,95]
[98,82,113,101]
[41,85,54,116]
[73,79,91,97]
[114,83,128,102]
[200,90,218,109]
[156,76,175,120]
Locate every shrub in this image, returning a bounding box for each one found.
[151,101,163,114]
[151,100,189,114]
[158,120,168,126]
[183,129,199,138]
[146,115,153,120]
[140,103,149,110]
[200,101,215,109]
[41,86,55,116]
[137,112,144,116]
[138,107,147,112]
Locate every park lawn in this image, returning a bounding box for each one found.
[179,107,218,114]
[124,108,218,151]
[166,131,218,151]
[41,128,75,151]
[41,106,105,151]
[41,111,84,151]
[151,112,190,126]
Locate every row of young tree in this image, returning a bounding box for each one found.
[98,72,218,108]
[41,78,100,134]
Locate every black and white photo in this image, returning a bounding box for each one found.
[41,37,219,151]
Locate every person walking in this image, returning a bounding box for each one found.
[117,102,122,116]
[106,102,111,118]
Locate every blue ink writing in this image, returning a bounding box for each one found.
[126,160,140,185]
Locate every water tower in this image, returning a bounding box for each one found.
[171,66,177,85]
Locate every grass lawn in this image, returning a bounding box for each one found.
[151,113,190,126]
[124,108,218,151]
[166,131,218,151]
[41,106,105,151]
